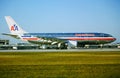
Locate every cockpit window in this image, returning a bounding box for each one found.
[103,34,112,37]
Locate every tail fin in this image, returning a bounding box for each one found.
[5,16,26,35]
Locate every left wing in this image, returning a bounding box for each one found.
[36,36,66,45]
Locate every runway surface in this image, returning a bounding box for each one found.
[0,48,120,52]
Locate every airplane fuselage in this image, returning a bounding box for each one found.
[22,32,116,45]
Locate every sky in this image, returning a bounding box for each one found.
[0,0,120,44]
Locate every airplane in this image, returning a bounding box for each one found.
[3,16,116,49]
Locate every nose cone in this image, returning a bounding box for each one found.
[113,37,116,41]
[112,37,116,42]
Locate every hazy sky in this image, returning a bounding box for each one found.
[0,0,120,43]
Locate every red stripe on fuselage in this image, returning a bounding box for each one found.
[22,38,40,41]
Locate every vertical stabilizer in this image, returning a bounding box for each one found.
[5,16,26,35]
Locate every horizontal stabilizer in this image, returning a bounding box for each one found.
[2,33,20,39]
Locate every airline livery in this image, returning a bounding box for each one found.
[3,16,116,49]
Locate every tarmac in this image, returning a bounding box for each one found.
[0,48,120,52]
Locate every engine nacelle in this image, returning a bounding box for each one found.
[57,42,68,49]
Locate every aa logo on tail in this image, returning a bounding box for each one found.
[11,24,18,31]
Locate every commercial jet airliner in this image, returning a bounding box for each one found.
[3,16,116,49]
